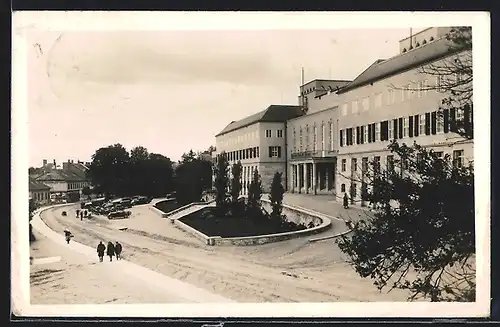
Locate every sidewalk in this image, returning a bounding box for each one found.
[30,210,235,304]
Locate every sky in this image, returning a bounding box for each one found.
[26,26,425,167]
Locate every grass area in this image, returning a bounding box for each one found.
[154,199,185,214]
[180,207,308,238]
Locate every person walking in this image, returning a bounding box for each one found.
[343,192,349,209]
[97,241,105,262]
[115,242,122,260]
[76,209,80,218]
[64,230,73,244]
[106,241,115,262]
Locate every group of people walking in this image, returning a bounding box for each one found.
[96,241,123,262]
[75,209,89,221]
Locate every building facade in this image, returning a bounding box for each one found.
[215,27,474,204]
[214,105,303,193]
[29,178,51,205]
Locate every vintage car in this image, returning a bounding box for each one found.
[107,210,131,220]
[61,211,67,216]
[131,196,150,206]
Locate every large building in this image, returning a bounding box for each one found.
[215,27,474,203]
[214,105,304,193]
[29,178,51,205]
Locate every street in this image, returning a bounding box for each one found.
[30,199,413,303]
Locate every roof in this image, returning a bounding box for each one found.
[216,105,304,137]
[338,37,460,94]
[35,169,87,182]
[29,178,50,191]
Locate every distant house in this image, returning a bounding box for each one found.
[29,178,51,205]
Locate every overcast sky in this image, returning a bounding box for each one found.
[26,26,425,167]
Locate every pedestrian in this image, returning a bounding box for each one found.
[115,242,122,260]
[97,241,105,262]
[343,193,349,209]
[106,241,115,262]
[64,230,73,244]
[76,209,80,218]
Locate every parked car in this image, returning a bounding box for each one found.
[107,210,131,220]
[120,198,132,208]
[131,196,150,205]
[61,211,67,216]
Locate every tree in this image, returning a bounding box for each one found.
[175,151,211,205]
[213,152,230,216]
[82,186,91,196]
[336,141,475,301]
[230,161,243,204]
[269,171,285,220]
[247,168,263,217]
[87,144,130,197]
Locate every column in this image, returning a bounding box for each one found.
[325,165,330,191]
[312,162,317,195]
[302,163,309,194]
[296,164,301,194]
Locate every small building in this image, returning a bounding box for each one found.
[29,178,51,205]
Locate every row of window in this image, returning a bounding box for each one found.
[69,182,87,190]
[293,122,335,153]
[340,149,465,175]
[217,145,283,162]
[265,129,284,138]
[339,106,473,147]
[339,74,464,117]
[32,191,49,201]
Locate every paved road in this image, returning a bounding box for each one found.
[36,203,411,302]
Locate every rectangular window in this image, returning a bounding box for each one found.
[266,130,272,138]
[387,89,396,105]
[437,114,444,134]
[435,151,444,159]
[269,146,281,158]
[403,117,409,138]
[329,122,334,151]
[420,114,426,135]
[381,121,389,141]
[321,124,325,150]
[351,183,357,198]
[341,103,348,116]
[352,127,357,146]
[313,125,317,151]
[375,123,381,142]
[351,158,358,172]
[356,126,361,144]
[388,120,393,139]
[362,157,369,174]
[453,150,464,168]
[386,155,394,171]
[292,128,296,152]
[362,97,370,111]
[351,100,358,114]
[364,125,368,143]
[374,93,382,108]
[374,156,381,175]
[341,159,347,172]
[431,112,437,135]
[277,129,283,138]
[299,128,303,152]
[360,126,365,144]
[340,129,345,147]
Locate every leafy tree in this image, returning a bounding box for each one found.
[213,151,230,216]
[175,151,211,205]
[336,141,475,301]
[247,168,263,217]
[82,186,91,196]
[269,171,285,220]
[87,144,130,197]
[230,161,243,204]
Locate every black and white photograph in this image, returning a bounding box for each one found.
[11,11,490,318]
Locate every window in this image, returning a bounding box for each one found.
[352,127,357,146]
[419,114,426,135]
[351,183,357,198]
[341,159,347,172]
[341,183,346,193]
[418,80,427,98]
[341,103,348,116]
[437,114,444,134]
[351,100,358,114]
[321,124,325,150]
[277,129,283,138]
[387,89,396,105]
[305,125,310,151]
[374,156,381,175]
[313,125,317,151]
[299,127,303,152]
[351,158,358,172]
[293,128,296,152]
[340,130,345,147]
[362,157,369,174]
[436,75,444,92]
[329,121,334,150]
[406,83,413,100]
[453,150,464,168]
[403,117,409,138]
[266,129,272,138]
[386,155,394,171]
[374,93,383,108]
[456,107,464,123]
[435,151,444,159]
[362,97,370,111]
[375,123,380,142]
[388,120,393,139]
[269,146,281,158]
[363,125,368,143]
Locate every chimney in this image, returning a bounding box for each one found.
[53,159,56,166]
[63,162,69,171]
[42,159,47,166]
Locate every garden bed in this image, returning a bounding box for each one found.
[179,207,308,238]
[154,199,185,214]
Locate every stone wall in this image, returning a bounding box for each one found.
[260,198,322,227]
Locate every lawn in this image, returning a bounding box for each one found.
[154,199,185,215]
[179,207,308,238]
